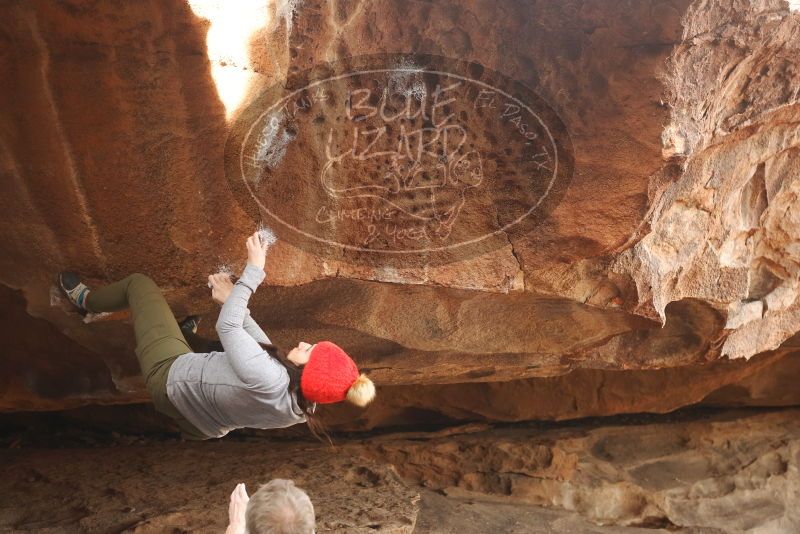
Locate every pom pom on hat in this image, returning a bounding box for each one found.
[300,341,375,406]
[346,374,376,407]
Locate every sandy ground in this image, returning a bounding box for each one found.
[0,438,686,534]
[2,407,796,533]
[1,437,416,533]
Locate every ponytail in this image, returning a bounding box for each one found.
[257,342,331,445]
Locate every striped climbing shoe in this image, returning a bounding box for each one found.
[58,271,91,314]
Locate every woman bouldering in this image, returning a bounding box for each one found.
[58,231,375,440]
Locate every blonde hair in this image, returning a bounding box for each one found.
[346,373,376,407]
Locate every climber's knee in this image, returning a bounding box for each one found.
[127,272,153,285]
[126,272,159,293]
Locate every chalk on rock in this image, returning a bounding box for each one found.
[83,312,112,324]
[49,285,64,307]
[208,263,235,287]
[257,224,278,248]
[216,264,234,277]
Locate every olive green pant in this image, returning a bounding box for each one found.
[85,273,207,440]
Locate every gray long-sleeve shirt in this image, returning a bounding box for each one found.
[166,264,306,439]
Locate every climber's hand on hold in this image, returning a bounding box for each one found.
[208,273,234,305]
[225,483,249,534]
[245,231,266,271]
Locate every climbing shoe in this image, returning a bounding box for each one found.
[179,315,201,335]
[58,271,91,314]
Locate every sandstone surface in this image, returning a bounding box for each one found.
[0,0,799,429]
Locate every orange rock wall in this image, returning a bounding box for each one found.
[1,0,799,426]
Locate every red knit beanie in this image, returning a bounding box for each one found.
[300,341,359,404]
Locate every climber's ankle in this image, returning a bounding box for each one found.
[58,272,91,314]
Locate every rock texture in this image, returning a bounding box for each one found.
[320,343,800,430]
[612,0,800,361]
[413,490,683,534]
[0,0,799,426]
[0,439,419,533]
[364,409,800,532]
[3,408,798,533]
